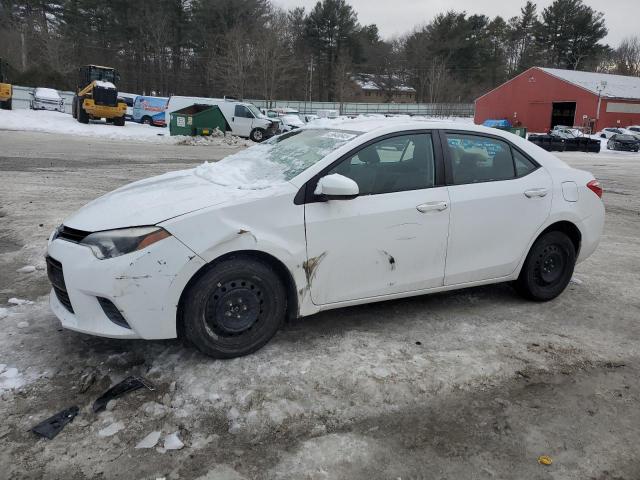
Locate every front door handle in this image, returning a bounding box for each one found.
[416,201,448,213]
[524,188,549,198]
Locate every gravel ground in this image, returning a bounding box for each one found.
[0,130,639,480]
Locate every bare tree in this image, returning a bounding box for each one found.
[616,36,640,76]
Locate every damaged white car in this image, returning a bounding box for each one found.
[47,119,605,358]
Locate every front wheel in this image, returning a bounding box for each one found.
[516,231,576,302]
[182,256,286,358]
[250,128,265,142]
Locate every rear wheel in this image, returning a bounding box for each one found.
[516,231,576,302]
[113,115,125,126]
[0,98,11,110]
[182,257,286,358]
[142,116,152,125]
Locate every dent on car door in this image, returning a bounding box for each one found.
[441,132,553,285]
[303,132,451,305]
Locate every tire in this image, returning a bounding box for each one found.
[113,116,125,126]
[77,97,89,124]
[0,98,10,110]
[516,231,576,302]
[142,116,152,125]
[182,256,286,358]
[72,96,77,118]
[250,128,265,142]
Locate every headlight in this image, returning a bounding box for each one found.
[80,226,171,260]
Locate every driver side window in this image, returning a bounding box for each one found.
[234,105,252,118]
[326,134,435,196]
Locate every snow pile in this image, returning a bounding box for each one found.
[0,110,173,143]
[174,129,253,147]
[0,365,25,392]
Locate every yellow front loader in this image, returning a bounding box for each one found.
[72,65,126,125]
[0,58,12,110]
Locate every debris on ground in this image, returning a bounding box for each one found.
[163,431,185,450]
[135,430,162,449]
[31,406,79,439]
[93,376,154,413]
[570,276,584,285]
[7,298,33,305]
[78,370,97,393]
[538,455,553,465]
[98,421,125,437]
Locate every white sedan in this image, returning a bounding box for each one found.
[47,120,605,358]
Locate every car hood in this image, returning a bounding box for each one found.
[63,169,254,232]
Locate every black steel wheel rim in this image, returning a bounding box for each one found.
[535,244,566,285]
[204,279,264,337]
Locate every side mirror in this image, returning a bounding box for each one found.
[314,174,359,200]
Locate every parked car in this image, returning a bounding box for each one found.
[626,125,640,134]
[46,120,604,358]
[133,95,169,126]
[599,128,625,139]
[30,87,64,112]
[166,96,277,142]
[280,114,305,131]
[607,134,640,152]
[118,92,137,121]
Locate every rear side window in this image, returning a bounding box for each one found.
[445,134,536,184]
[513,149,536,177]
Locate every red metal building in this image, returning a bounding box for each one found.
[475,67,640,133]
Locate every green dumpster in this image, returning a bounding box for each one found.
[169,104,229,136]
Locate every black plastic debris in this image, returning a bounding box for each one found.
[92,376,154,413]
[31,406,79,439]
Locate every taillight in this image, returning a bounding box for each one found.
[587,180,603,198]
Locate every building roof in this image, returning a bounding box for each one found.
[539,68,640,100]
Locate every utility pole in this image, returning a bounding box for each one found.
[308,56,314,105]
[596,80,607,131]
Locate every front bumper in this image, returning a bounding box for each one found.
[33,101,63,111]
[46,234,206,339]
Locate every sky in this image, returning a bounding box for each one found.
[273,0,638,46]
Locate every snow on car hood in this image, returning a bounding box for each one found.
[63,168,281,232]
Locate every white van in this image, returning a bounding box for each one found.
[166,96,277,141]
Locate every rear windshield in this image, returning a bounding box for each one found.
[194,129,361,189]
[616,135,636,141]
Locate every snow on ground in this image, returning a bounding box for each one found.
[0,109,252,146]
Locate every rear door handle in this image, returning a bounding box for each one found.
[524,188,549,198]
[416,201,448,213]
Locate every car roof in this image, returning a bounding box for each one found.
[309,117,492,136]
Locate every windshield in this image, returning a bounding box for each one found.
[194,129,361,189]
[247,104,265,119]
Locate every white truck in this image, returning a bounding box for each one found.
[165,96,278,142]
